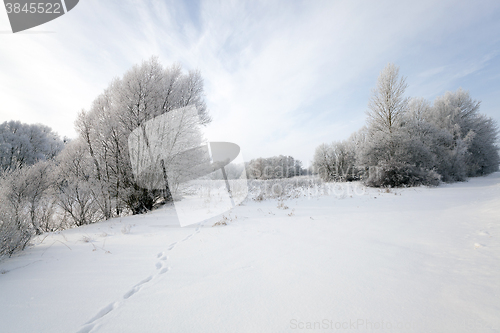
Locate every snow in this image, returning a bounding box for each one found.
[1,173,499,332]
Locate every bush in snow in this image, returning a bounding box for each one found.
[0,161,61,257]
[365,161,441,188]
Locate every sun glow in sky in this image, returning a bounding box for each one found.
[1,0,500,164]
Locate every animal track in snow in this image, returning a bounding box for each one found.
[123,287,139,299]
[137,275,153,285]
[76,301,120,332]
[76,223,203,332]
[86,301,119,324]
[76,323,97,333]
[124,276,154,298]
[159,266,171,275]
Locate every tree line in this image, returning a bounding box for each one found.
[246,155,306,179]
[1,57,209,257]
[313,63,500,187]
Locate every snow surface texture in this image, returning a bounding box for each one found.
[0,174,499,332]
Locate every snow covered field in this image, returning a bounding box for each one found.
[1,174,499,333]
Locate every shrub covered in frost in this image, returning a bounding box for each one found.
[365,162,441,188]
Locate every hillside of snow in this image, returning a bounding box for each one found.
[1,174,499,333]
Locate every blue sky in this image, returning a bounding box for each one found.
[1,0,500,165]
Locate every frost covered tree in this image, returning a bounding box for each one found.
[466,114,500,175]
[361,64,413,175]
[428,89,499,178]
[0,121,64,172]
[359,64,437,186]
[0,168,32,256]
[246,155,304,179]
[0,122,64,257]
[367,63,409,135]
[54,140,102,226]
[0,160,59,257]
[22,161,57,234]
[312,141,357,181]
[72,57,210,215]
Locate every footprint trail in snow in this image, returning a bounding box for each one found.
[76,224,202,333]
